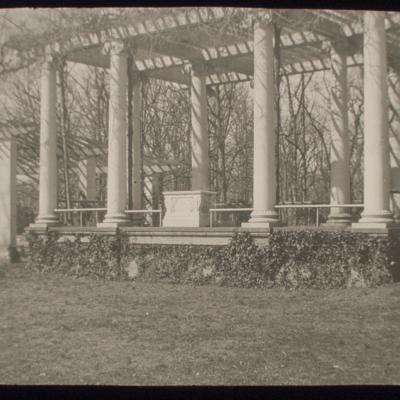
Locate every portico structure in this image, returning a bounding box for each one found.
[7,8,399,236]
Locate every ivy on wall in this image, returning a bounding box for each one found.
[25,229,400,289]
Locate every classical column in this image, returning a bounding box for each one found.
[352,11,394,228]
[0,137,17,258]
[190,61,209,191]
[242,13,283,228]
[326,38,353,225]
[130,73,142,225]
[30,58,61,228]
[98,41,131,227]
[78,157,96,201]
[389,66,400,222]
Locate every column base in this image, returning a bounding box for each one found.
[97,213,132,228]
[351,222,397,229]
[162,190,216,227]
[131,214,144,227]
[324,212,354,226]
[241,221,285,228]
[352,209,395,228]
[30,214,63,229]
[242,210,285,228]
[97,222,133,228]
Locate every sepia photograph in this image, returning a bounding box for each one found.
[0,7,399,387]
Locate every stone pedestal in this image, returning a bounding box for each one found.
[162,191,216,227]
[0,138,17,258]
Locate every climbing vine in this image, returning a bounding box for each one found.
[25,229,400,289]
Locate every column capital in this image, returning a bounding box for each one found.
[42,54,62,70]
[101,40,135,57]
[251,10,273,29]
[364,10,385,33]
[43,44,64,70]
[182,61,213,77]
[191,60,208,76]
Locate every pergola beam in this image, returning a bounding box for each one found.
[136,37,204,62]
[208,56,253,76]
[66,50,110,69]
[145,68,189,86]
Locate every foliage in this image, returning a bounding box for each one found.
[17,203,36,234]
[214,200,252,226]
[26,230,129,281]
[26,230,399,289]
[7,246,20,263]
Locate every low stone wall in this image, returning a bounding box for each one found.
[24,228,400,289]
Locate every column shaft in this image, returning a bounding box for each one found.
[191,72,209,191]
[32,61,61,227]
[0,138,17,257]
[79,157,96,201]
[243,20,282,227]
[128,75,143,226]
[389,68,400,222]
[132,77,142,210]
[98,42,131,227]
[353,11,394,227]
[327,40,353,224]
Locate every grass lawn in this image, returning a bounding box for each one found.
[1,262,400,386]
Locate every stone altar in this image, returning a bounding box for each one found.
[162,190,216,227]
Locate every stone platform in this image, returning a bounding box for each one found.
[23,224,400,247]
